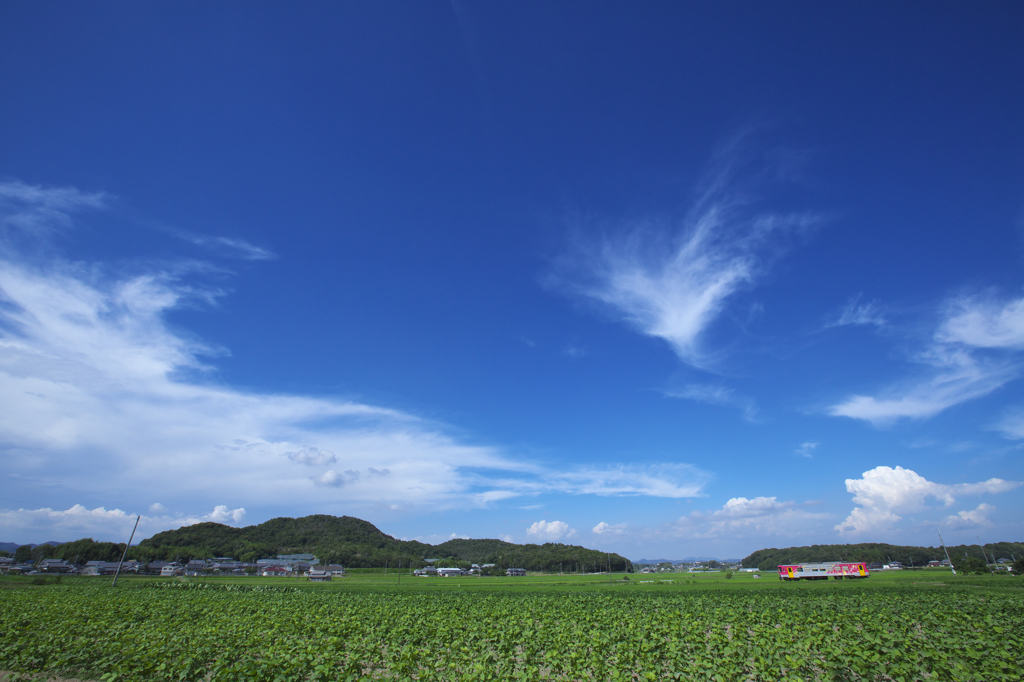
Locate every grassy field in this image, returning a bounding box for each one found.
[1,570,1021,681]
[4,565,1005,594]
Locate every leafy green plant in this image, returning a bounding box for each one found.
[1,585,1021,681]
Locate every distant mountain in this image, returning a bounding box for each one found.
[135,514,633,572]
[742,541,1024,570]
[634,557,740,564]
[0,541,61,553]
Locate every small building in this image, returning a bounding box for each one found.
[261,566,289,577]
[160,565,183,577]
[323,564,346,576]
[39,559,73,573]
[739,568,759,573]
[183,560,207,577]
[437,567,465,577]
[506,568,526,577]
[414,566,438,577]
[307,570,331,582]
[82,561,123,576]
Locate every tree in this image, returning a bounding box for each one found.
[707,560,720,569]
[31,544,57,563]
[14,545,32,563]
[952,557,989,576]
[1012,558,1024,576]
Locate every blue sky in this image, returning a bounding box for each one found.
[1,2,1023,558]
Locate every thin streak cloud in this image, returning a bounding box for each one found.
[553,139,818,369]
[829,293,1024,425]
[0,183,712,541]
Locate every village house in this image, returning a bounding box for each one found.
[39,559,73,573]
[261,566,289,577]
[437,567,465,577]
[82,561,136,576]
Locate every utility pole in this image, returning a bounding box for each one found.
[937,529,955,575]
[977,537,996,574]
[112,515,140,588]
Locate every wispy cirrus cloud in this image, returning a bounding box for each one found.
[175,231,276,261]
[0,181,106,236]
[829,293,1024,425]
[540,464,710,499]
[835,465,1020,535]
[0,181,712,542]
[551,138,818,370]
[664,383,758,421]
[995,407,1024,439]
[826,295,886,328]
[937,295,1024,349]
[795,442,818,458]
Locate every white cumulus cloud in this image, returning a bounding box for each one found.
[592,521,627,536]
[526,520,577,542]
[673,495,828,540]
[943,503,996,529]
[0,504,247,543]
[287,447,338,466]
[835,466,1020,535]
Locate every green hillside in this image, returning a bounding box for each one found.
[742,541,1024,571]
[134,514,631,571]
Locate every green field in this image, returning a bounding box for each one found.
[1,570,1021,681]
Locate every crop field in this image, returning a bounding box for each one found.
[1,573,1022,681]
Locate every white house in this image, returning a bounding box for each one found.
[437,567,466,577]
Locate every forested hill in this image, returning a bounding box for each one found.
[134,514,631,571]
[742,541,1024,571]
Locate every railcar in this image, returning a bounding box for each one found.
[777,562,869,581]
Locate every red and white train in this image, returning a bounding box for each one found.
[777,562,869,581]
